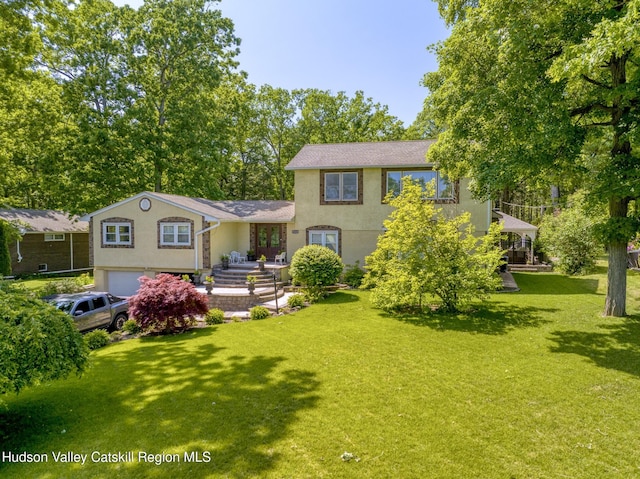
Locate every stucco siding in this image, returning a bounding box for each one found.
[291,170,491,266]
[92,199,204,271]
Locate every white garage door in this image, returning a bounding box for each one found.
[107,271,145,297]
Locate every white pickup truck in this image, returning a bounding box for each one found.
[44,292,129,332]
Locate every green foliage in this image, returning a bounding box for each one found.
[289,245,344,301]
[84,329,111,350]
[286,293,305,309]
[342,261,365,289]
[363,179,504,312]
[426,0,640,316]
[249,306,270,320]
[205,308,225,325]
[0,220,11,276]
[35,275,91,298]
[129,273,209,334]
[0,290,88,395]
[539,194,604,275]
[122,319,142,335]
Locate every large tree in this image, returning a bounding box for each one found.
[425,0,640,316]
[36,0,239,212]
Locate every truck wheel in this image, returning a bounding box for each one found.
[112,313,127,331]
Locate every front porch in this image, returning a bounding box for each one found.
[198,261,290,313]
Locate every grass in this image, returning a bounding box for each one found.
[2,268,640,478]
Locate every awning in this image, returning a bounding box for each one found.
[492,210,537,242]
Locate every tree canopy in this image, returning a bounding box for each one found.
[425,0,640,316]
[0,290,88,396]
[0,0,409,213]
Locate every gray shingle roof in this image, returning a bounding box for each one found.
[285,140,436,170]
[0,209,88,233]
[150,193,295,223]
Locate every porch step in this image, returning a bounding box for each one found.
[211,266,284,288]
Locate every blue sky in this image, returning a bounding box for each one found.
[111,0,449,125]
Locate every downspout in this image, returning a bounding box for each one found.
[16,226,26,263]
[195,219,221,272]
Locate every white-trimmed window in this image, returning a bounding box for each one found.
[309,230,339,253]
[386,170,454,200]
[325,172,358,201]
[44,233,65,242]
[161,223,191,246]
[103,222,132,245]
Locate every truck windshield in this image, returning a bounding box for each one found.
[50,299,75,314]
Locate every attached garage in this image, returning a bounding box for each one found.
[107,271,145,297]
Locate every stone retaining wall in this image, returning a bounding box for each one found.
[206,293,259,311]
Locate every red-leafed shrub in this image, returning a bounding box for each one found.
[129,273,208,334]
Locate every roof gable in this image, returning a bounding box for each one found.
[285,140,436,170]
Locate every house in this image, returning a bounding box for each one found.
[83,140,493,296]
[82,194,295,296]
[284,140,492,266]
[0,208,90,276]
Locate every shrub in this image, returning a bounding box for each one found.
[205,308,225,325]
[364,178,504,312]
[122,319,142,335]
[0,290,88,395]
[289,245,344,300]
[84,329,111,350]
[538,193,603,275]
[249,305,270,320]
[342,261,365,288]
[0,220,12,277]
[287,293,305,309]
[37,277,87,297]
[128,273,209,334]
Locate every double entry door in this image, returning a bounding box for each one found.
[255,224,283,261]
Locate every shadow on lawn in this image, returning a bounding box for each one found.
[513,273,600,295]
[549,316,640,377]
[0,327,320,477]
[389,301,556,335]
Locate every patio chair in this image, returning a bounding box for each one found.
[230,251,246,264]
[275,252,287,265]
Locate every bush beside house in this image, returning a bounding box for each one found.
[289,245,344,302]
[128,273,209,334]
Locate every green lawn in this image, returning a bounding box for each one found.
[2,268,640,478]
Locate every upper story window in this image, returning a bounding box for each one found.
[102,222,132,246]
[384,169,456,202]
[161,223,191,246]
[44,233,65,242]
[320,169,363,205]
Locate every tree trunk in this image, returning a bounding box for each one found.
[605,241,627,317]
[602,53,631,317]
[604,196,629,317]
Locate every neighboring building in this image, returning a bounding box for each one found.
[0,208,90,276]
[83,140,493,296]
[284,140,492,266]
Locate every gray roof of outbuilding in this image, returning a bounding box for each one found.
[151,192,295,223]
[0,208,88,233]
[285,140,436,170]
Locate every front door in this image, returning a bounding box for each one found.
[255,224,282,261]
